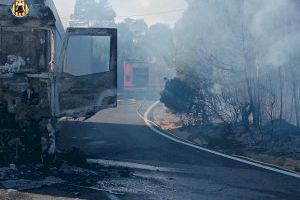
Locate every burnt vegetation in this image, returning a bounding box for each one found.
[160,0,300,157]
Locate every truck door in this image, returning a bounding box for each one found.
[55,28,117,118]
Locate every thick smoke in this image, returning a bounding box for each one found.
[175,0,300,74]
[249,0,300,69]
[171,0,300,125]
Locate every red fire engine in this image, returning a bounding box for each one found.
[123,60,169,93]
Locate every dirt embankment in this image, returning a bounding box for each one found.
[152,103,300,173]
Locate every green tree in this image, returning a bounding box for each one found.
[71,0,116,27]
[161,66,215,125]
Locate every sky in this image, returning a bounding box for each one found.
[53,0,187,28]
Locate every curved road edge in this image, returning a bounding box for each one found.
[140,101,300,179]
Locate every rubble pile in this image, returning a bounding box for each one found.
[0,159,133,197]
[0,164,63,190]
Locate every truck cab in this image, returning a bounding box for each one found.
[0,0,117,163]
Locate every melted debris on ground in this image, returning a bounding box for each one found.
[0,150,132,197]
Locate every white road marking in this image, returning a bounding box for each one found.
[106,194,121,200]
[87,159,181,172]
[117,99,137,105]
[142,101,300,179]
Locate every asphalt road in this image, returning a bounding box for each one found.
[57,99,300,200]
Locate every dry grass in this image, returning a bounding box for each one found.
[152,104,182,130]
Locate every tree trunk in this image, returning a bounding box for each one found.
[279,67,284,121]
[241,104,251,130]
[292,80,300,127]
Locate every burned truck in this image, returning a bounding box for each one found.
[0,0,117,164]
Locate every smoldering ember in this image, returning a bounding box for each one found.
[0,0,300,200]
